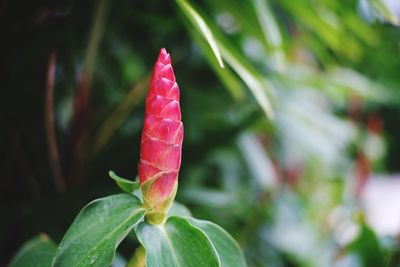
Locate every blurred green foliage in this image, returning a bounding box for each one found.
[2,0,400,266]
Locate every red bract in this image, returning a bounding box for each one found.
[139,48,183,220]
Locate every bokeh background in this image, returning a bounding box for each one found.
[2,0,400,266]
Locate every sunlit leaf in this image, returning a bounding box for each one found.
[176,0,224,68]
[367,0,399,26]
[219,43,275,118]
[177,0,275,118]
[251,0,286,71]
[185,23,245,100]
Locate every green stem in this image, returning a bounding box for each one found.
[84,0,110,84]
[145,210,167,225]
[126,246,146,267]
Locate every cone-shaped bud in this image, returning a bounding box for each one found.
[139,48,183,224]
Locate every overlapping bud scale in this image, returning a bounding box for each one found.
[139,48,183,219]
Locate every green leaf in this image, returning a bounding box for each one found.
[176,0,224,68]
[184,24,245,101]
[136,216,220,267]
[251,0,286,71]
[188,218,247,267]
[219,43,275,118]
[348,222,386,267]
[367,0,399,26]
[177,0,274,118]
[109,170,140,193]
[52,194,146,267]
[9,234,57,267]
[167,202,192,217]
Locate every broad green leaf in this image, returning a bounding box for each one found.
[109,170,140,193]
[188,218,247,267]
[176,0,224,68]
[136,216,220,267]
[52,194,146,267]
[9,234,57,267]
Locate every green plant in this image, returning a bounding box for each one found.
[9,49,246,267]
[5,1,400,266]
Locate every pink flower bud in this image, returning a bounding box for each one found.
[138,48,183,221]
